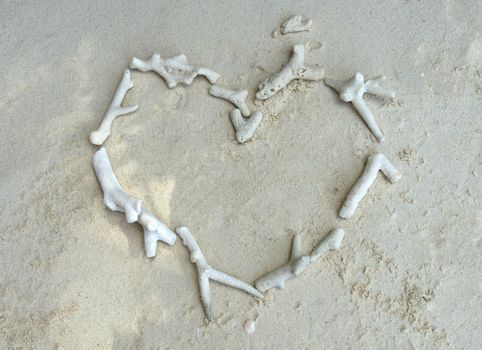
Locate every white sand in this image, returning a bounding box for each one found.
[1,1,481,349]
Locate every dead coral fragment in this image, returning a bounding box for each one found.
[325,72,395,142]
[281,15,313,34]
[254,229,345,292]
[176,226,263,322]
[130,53,220,88]
[256,44,324,100]
[339,153,401,219]
[89,69,138,145]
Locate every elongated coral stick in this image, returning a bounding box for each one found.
[309,228,345,262]
[93,148,176,257]
[254,234,308,292]
[339,153,401,219]
[93,147,142,223]
[254,229,345,292]
[89,69,138,145]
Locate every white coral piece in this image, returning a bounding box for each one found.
[230,109,263,144]
[324,72,395,142]
[254,229,345,292]
[89,69,138,145]
[176,226,263,322]
[209,85,250,116]
[130,53,220,88]
[256,44,324,100]
[281,15,313,34]
[339,153,401,219]
[93,147,177,257]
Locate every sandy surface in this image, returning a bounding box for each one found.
[1,1,481,349]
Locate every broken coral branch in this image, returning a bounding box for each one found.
[93,147,176,257]
[89,69,138,145]
[175,226,263,322]
[324,72,395,142]
[339,153,401,219]
[139,207,177,257]
[254,234,310,292]
[309,228,345,262]
[230,109,263,144]
[254,229,344,292]
[256,44,324,100]
[130,53,220,88]
[209,85,250,116]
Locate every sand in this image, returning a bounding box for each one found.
[0,1,481,349]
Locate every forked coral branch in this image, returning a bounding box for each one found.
[254,234,310,292]
[256,44,324,100]
[175,226,263,322]
[139,207,177,257]
[324,72,395,142]
[339,153,401,219]
[130,53,220,88]
[93,147,177,257]
[254,229,345,292]
[230,109,263,144]
[209,85,250,116]
[89,69,138,145]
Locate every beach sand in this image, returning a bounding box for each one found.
[0,1,481,349]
